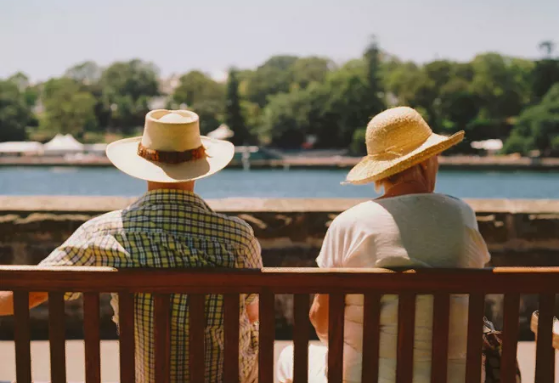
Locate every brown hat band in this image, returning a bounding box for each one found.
[137,143,206,164]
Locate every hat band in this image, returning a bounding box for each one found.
[137,143,206,164]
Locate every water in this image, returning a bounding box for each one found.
[0,166,558,199]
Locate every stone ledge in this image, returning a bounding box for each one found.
[1,196,559,214]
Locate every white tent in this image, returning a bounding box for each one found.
[43,134,84,155]
[207,124,234,140]
[0,141,43,156]
[471,139,503,152]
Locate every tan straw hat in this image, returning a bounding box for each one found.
[106,109,234,183]
[345,106,464,185]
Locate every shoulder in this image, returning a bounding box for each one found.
[213,211,257,243]
[329,201,382,232]
[80,209,124,236]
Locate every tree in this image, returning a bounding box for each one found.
[503,84,559,156]
[100,59,160,133]
[225,69,250,145]
[245,55,298,107]
[65,61,102,85]
[363,36,385,113]
[290,57,332,89]
[171,70,225,134]
[40,78,97,137]
[539,41,555,58]
[0,80,32,141]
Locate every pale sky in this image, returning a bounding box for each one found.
[1,0,558,82]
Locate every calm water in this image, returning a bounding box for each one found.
[0,167,558,199]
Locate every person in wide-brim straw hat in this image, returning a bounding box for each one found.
[7,109,263,383]
[277,106,493,383]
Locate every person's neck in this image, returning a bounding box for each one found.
[147,181,195,192]
[381,180,432,199]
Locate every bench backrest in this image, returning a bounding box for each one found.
[1,266,557,383]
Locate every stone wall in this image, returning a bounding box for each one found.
[1,196,559,340]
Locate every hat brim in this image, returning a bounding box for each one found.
[106,136,234,183]
[345,131,464,185]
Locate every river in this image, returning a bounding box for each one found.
[0,166,558,199]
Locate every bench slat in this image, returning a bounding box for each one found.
[83,293,101,383]
[465,293,485,383]
[259,290,275,383]
[189,293,206,383]
[294,294,310,383]
[361,293,381,383]
[535,293,555,383]
[118,292,136,383]
[49,292,67,383]
[14,291,32,383]
[328,293,345,383]
[501,293,520,383]
[396,293,416,383]
[154,293,171,383]
[224,293,240,383]
[431,293,450,383]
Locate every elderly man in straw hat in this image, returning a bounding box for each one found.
[0,110,262,382]
[277,107,491,383]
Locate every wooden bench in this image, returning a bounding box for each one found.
[0,266,557,383]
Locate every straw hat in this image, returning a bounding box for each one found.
[106,109,234,183]
[345,107,464,185]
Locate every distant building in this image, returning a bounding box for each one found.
[0,141,44,156]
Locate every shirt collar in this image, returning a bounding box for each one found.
[132,189,212,211]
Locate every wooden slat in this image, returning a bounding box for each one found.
[189,294,206,383]
[118,292,136,383]
[361,293,381,383]
[431,293,450,383]
[224,293,240,383]
[49,292,67,383]
[396,293,416,383]
[83,293,101,383]
[501,293,520,383]
[259,291,275,383]
[535,293,555,383]
[328,293,345,383]
[4,267,559,295]
[13,291,32,383]
[465,293,485,383]
[154,294,171,383]
[293,294,310,383]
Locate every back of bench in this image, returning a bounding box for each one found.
[0,266,557,383]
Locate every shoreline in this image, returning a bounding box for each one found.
[1,155,559,170]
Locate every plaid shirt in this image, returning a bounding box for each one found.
[40,189,262,383]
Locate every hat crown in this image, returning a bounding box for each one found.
[366,107,432,157]
[141,110,202,152]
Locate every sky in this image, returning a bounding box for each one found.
[1,0,558,82]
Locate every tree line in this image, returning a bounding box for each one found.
[1,39,559,156]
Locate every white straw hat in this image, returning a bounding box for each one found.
[106,109,234,183]
[345,106,464,185]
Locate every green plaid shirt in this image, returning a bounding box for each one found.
[40,189,262,383]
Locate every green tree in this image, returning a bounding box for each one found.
[245,55,298,107]
[65,61,102,85]
[172,70,225,134]
[40,78,97,137]
[290,57,332,89]
[0,80,32,141]
[100,59,159,133]
[363,37,385,113]
[226,69,250,145]
[503,84,559,156]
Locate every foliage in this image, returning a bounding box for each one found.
[226,69,251,145]
[0,80,33,141]
[40,78,97,137]
[503,84,559,156]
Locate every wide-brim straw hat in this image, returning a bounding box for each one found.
[345,106,464,185]
[106,109,234,183]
